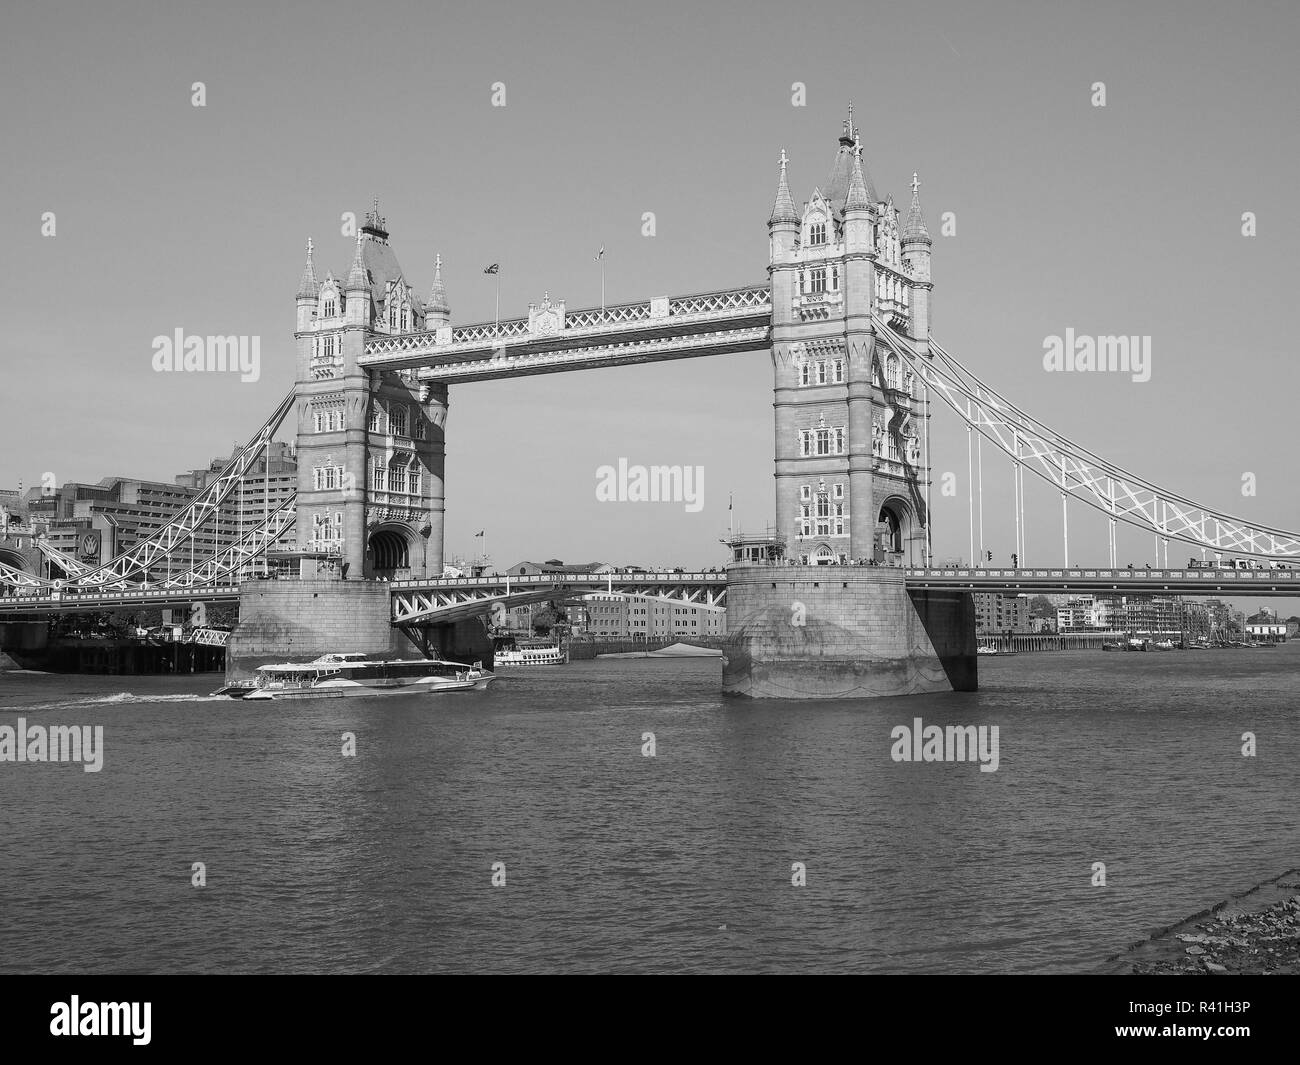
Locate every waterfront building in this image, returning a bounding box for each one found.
[24,477,228,582]
[973,592,1032,634]
[571,591,725,639]
[1056,596,1101,632]
[505,559,614,577]
[1245,609,1287,641]
[19,442,299,583]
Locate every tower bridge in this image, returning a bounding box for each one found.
[4,108,1299,697]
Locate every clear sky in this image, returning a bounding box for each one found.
[1,0,1297,612]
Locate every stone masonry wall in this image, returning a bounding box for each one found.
[722,565,976,699]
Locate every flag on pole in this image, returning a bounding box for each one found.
[594,246,604,261]
[483,264,499,275]
[475,530,485,537]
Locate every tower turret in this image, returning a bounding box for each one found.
[296,238,319,331]
[842,135,874,253]
[901,172,932,339]
[768,148,799,265]
[426,253,450,325]
[345,232,369,325]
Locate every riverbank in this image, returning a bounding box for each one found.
[1101,868,1300,974]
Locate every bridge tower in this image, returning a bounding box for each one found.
[768,109,932,566]
[293,206,448,580]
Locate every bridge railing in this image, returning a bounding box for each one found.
[0,585,241,603]
[390,571,725,589]
[904,567,1300,583]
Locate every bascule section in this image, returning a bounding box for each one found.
[293,205,448,582]
[767,110,933,568]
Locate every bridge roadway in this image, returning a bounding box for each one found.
[4,565,1296,624]
[903,566,1300,595]
[0,572,730,623]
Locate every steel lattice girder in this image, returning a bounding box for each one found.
[390,577,727,624]
[872,317,1300,558]
[160,500,297,588]
[65,391,296,588]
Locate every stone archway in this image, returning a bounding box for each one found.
[876,497,914,564]
[368,525,415,579]
[810,543,837,566]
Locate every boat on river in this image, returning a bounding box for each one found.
[212,652,494,699]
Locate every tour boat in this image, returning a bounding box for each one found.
[492,636,565,667]
[218,652,495,700]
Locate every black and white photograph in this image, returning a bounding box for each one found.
[0,0,1295,1044]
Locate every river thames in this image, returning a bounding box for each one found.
[0,648,1295,974]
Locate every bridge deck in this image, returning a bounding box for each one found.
[904,567,1300,595]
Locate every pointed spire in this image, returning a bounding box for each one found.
[296,237,319,299]
[903,171,930,242]
[839,100,856,146]
[426,253,449,315]
[346,232,368,291]
[769,147,798,226]
[845,133,871,212]
[363,197,388,239]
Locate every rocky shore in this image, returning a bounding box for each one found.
[1102,869,1300,975]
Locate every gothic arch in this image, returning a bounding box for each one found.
[368,523,416,577]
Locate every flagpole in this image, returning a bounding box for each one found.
[600,257,605,314]
[495,275,499,328]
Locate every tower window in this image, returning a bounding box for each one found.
[800,485,811,501]
[817,361,827,385]
[810,267,826,294]
[809,221,827,246]
[800,362,810,386]
[390,405,408,437]
[834,359,844,383]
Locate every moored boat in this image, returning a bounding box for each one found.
[492,635,565,666]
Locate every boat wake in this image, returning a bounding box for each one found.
[17,692,231,712]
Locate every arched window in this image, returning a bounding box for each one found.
[809,221,827,246]
[886,355,900,390]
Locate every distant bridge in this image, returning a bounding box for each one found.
[390,571,727,624]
